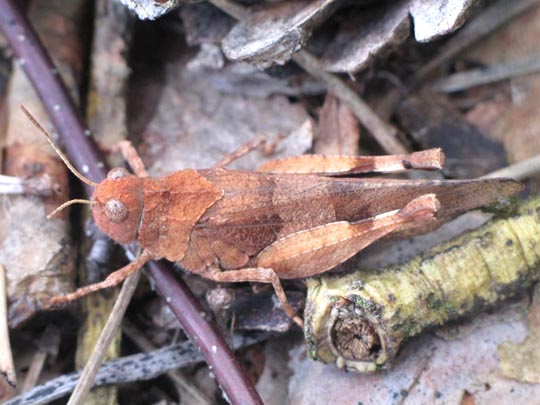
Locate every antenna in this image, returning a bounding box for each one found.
[20,105,98,187]
[47,199,94,219]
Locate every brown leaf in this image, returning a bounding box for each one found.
[315,93,360,155]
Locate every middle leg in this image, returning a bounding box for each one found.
[208,267,304,328]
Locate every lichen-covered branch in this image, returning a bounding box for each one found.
[305,197,540,372]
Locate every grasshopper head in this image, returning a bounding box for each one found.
[21,106,145,246]
[92,168,144,244]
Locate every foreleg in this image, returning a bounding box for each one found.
[115,140,149,177]
[48,250,152,306]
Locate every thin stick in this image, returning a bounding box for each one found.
[482,154,540,180]
[21,326,60,393]
[0,175,24,196]
[432,56,540,93]
[0,265,16,399]
[67,268,142,405]
[0,174,59,197]
[210,0,245,19]
[21,352,46,392]
[147,262,263,404]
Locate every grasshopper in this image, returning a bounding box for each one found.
[23,107,521,327]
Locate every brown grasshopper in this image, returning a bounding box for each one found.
[23,107,522,327]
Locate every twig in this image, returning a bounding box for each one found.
[123,320,212,405]
[0,175,25,195]
[0,265,16,401]
[483,154,540,180]
[67,269,141,405]
[21,325,60,392]
[21,353,46,393]
[74,289,122,405]
[21,326,60,392]
[0,174,58,197]
[412,0,540,85]
[210,0,409,155]
[4,333,267,405]
[432,56,540,93]
[0,1,262,403]
[88,0,134,161]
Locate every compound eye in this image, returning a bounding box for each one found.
[107,167,130,180]
[105,199,128,223]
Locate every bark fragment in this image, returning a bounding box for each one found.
[117,0,180,20]
[219,0,481,72]
[221,0,345,68]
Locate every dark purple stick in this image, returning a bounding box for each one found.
[0,1,262,403]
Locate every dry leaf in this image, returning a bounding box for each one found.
[315,93,360,155]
